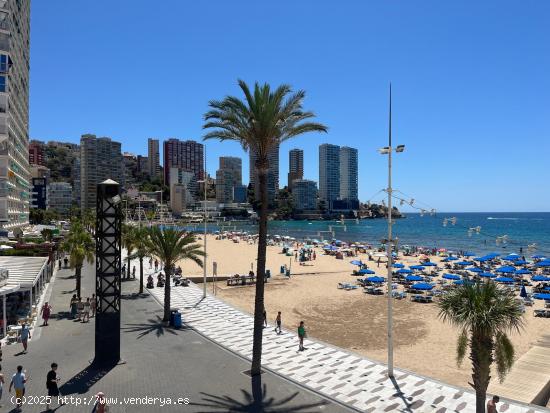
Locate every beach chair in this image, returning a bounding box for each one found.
[523,297,534,306]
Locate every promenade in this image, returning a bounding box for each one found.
[0,262,350,412]
[146,271,550,413]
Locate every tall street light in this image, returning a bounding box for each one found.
[197,147,207,299]
[378,84,405,378]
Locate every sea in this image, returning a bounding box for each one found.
[183,212,550,257]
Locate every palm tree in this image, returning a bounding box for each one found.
[145,227,204,322]
[131,226,150,294]
[122,224,136,279]
[438,282,524,412]
[203,80,327,375]
[62,221,95,297]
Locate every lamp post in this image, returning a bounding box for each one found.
[378,84,405,378]
[198,147,207,299]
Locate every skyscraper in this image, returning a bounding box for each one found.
[219,156,242,187]
[216,156,242,204]
[288,148,303,191]
[339,146,358,201]
[29,140,46,166]
[147,138,160,179]
[249,144,279,206]
[292,179,318,210]
[163,139,204,186]
[80,135,124,211]
[0,1,31,228]
[318,144,340,209]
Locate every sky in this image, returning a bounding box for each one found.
[29,1,550,212]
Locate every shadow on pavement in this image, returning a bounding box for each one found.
[189,375,329,412]
[121,292,149,300]
[59,364,114,395]
[121,316,188,339]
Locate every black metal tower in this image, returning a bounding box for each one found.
[93,179,122,366]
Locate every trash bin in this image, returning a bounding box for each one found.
[266,269,271,278]
[280,265,285,274]
[173,312,182,329]
[169,308,179,326]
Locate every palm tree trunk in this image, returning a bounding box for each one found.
[470,332,492,413]
[139,256,144,294]
[76,265,82,298]
[127,255,131,279]
[163,265,172,322]
[251,168,268,376]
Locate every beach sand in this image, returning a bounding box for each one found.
[177,234,549,390]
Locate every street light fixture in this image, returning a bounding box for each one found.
[378,84,405,378]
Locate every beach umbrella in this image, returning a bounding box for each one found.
[513,260,528,265]
[392,263,405,268]
[536,260,550,267]
[532,275,550,282]
[503,254,520,261]
[455,261,471,266]
[464,252,476,257]
[446,256,459,261]
[515,268,531,275]
[422,262,437,267]
[479,272,496,278]
[532,254,546,259]
[405,275,423,282]
[350,260,363,266]
[466,267,483,273]
[396,268,412,274]
[443,273,461,281]
[410,265,425,270]
[411,282,434,290]
[495,277,514,284]
[520,285,528,298]
[454,279,475,286]
[366,276,385,283]
[495,266,516,273]
[358,269,375,275]
[475,256,490,262]
[533,293,550,300]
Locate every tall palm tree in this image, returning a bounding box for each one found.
[438,282,524,412]
[203,80,327,375]
[122,224,136,279]
[145,227,204,322]
[62,221,95,297]
[131,226,150,294]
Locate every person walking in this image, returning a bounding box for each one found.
[69,294,78,319]
[263,308,267,328]
[92,391,108,413]
[63,257,68,268]
[487,395,499,413]
[132,266,136,279]
[46,363,60,411]
[149,257,153,269]
[274,311,282,334]
[90,294,97,317]
[20,324,31,353]
[41,302,52,326]
[298,321,306,351]
[82,298,91,323]
[0,364,4,408]
[76,298,84,321]
[9,365,27,409]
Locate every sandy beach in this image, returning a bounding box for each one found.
[176,234,550,390]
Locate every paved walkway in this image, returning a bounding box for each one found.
[146,276,550,413]
[0,261,351,412]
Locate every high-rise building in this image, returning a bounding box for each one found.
[169,167,196,212]
[0,1,31,228]
[147,138,160,179]
[48,182,72,217]
[163,139,204,186]
[29,140,45,166]
[293,179,318,210]
[80,135,124,211]
[288,149,304,190]
[137,155,148,175]
[122,152,137,188]
[31,177,47,210]
[73,157,81,207]
[216,156,242,204]
[249,144,279,206]
[319,144,340,209]
[339,146,358,201]
[219,156,242,187]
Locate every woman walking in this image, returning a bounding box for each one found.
[41,302,52,326]
[69,295,78,319]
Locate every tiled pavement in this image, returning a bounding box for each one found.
[145,274,550,413]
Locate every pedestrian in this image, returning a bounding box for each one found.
[92,391,108,413]
[9,365,27,408]
[63,257,68,268]
[263,308,267,328]
[313,251,316,260]
[298,321,306,351]
[20,323,31,353]
[274,311,282,334]
[46,362,60,411]
[149,257,153,269]
[41,302,52,326]
[132,266,136,278]
[76,298,84,321]
[90,294,97,317]
[0,364,4,408]
[82,298,91,323]
[58,259,61,270]
[487,395,499,413]
[69,294,78,319]
[154,260,159,271]
[294,251,298,262]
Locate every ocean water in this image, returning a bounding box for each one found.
[205,212,550,257]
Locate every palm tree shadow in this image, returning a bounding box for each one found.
[189,375,329,412]
[121,316,187,339]
[58,364,113,395]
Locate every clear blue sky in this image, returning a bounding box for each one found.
[29,1,549,212]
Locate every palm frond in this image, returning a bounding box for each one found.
[494,332,515,382]
[457,329,469,367]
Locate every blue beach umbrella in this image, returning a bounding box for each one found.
[443,273,461,281]
[411,282,434,290]
[520,285,528,298]
[532,254,546,259]
[406,275,423,282]
[366,276,385,283]
[350,260,363,266]
[495,266,516,273]
[503,254,520,261]
[466,267,483,273]
[410,265,425,270]
[515,268,531,275]
[536,260,550,267]
[532,275,550,282]
[464,252,476,257]
[479,272,496,278]
[392,263,405,268]
[446,256,459,261]
[455,261,471,266]
[513,260,528,265]
[533,293,550,300]
[495,277,514,284]
[396,268,412,274]
[422,262,437,267]
[358,269,376,275]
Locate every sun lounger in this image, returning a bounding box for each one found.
[534,309,550,318]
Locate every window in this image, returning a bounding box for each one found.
[0,55,6,72]
[0,75,5,92]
